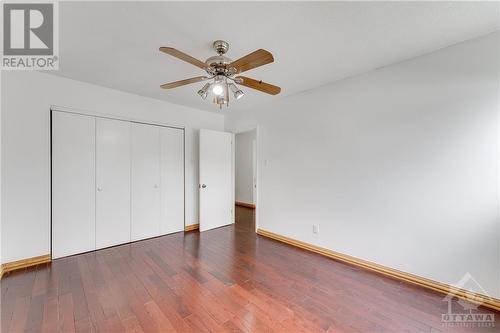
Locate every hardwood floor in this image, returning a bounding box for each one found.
[1,206,498,332]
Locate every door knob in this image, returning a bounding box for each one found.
[201,184,207,188]
[97,187,103,192]
[154,184,159,188]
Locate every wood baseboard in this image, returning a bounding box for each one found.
[185,224,199,232]
[1,254,51,279]
[235,201,255,209]
[257,228,500,312]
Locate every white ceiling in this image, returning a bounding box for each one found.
[54,1,499,113]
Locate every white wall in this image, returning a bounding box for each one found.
[225,33,500,297]
[235,130,256,204]
[1,71,224,263]
[0,72,2,266]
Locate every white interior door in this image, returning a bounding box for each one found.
[96,118,131,249]
[199,129,233,232]
[160,127,185,234]
[52,111,96,259]
[131,123,161,241]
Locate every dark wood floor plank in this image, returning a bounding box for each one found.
[40,295,58,333]
[8,295,30,333]
[59,293,76,333]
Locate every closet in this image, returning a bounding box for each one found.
[51,111,184,259]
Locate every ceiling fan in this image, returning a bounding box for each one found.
[159,40,281,109]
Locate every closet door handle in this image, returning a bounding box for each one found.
[154,184,159,189]
[201,184,207,189]
[97,187,103,192]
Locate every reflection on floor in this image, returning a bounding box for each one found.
[1,206,498,332]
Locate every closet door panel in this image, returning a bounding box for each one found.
[131,123,161,241]
[96,118,131,249]
[160,127,184,234]
[52,112,96,259]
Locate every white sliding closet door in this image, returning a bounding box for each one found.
[160,127,184,234]
[96,118,131,249]
[131,123,161,241]
[52,112,96,259]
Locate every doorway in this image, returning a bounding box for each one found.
[234,128,257,230]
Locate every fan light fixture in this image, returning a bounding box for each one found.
[212,85,224,96]
[198,76,244,108]
[212,76,225,96]
[229,83,245,100]
[197,83,211,100]
[159,40,281,110]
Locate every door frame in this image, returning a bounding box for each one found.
[49,105,186,259]
[232,126,259,232]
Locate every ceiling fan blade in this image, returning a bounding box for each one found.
[160,76,208,89]
[235,76,281,95]
[159,47,208,69]
[228,49,274,74]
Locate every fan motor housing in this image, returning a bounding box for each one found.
[205,55,232,66]
[205,55,233,75]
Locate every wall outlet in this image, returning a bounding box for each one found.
[313,224,319,234]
